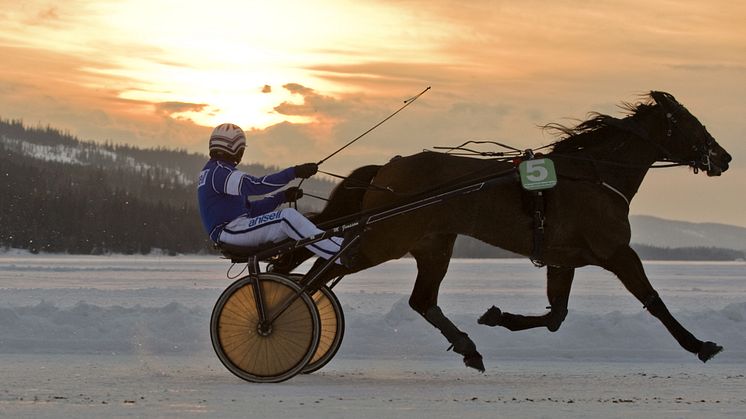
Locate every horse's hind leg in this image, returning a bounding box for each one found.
[409,234,485,372]
[478,266,575,332]
[603,245,722,362]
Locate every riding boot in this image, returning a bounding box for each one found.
[339,226,363,269]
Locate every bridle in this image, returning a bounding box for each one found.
[550,106,715,173]
[658,101,716,175]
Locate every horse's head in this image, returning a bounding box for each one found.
[650,91,732,176]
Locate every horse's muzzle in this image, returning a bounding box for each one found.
[707,167,723,177]
[706,149,731,176]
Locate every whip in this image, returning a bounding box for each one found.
[316,86,431,166]
[294,86,431,205]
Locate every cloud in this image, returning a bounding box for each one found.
[274,83,347,119]
[0,44,210,150]
[154,101,209,115]
[28,6,61,25]
[1,0,88,36]
[668,63,746,73]
[308,61,457,92]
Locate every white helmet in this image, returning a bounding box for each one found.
[209,123,246,156]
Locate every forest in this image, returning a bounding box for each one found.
[0,118,329,255]
[1,136,207,254]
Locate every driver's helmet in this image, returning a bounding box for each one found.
[209,123,246,157]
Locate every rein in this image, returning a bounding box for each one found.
[301,95,711,207]
[601,182,630,206]
[315,163,515,200]
[431,134,691,171]
[546,153,690,170]
[318,169,396,195]
[542,105,715,178]
[432,140,525,157]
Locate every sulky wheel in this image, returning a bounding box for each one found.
[302,285,345,374]
[211,273,320,383]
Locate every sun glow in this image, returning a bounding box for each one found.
[97,61,315,128]
[52,0,446,130]
[0,0,446,130]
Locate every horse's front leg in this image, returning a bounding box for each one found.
[410,234,485,372]
[602,245,722,362]
[478,266,574,332]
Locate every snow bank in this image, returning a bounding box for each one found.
[0,248,35,256]
[1,298,744,362]
[347,298,746,363]
[0,301,207,355]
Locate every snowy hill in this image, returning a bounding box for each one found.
[2,135,193,185]
[630,215,746,252]
[0,118,336,203]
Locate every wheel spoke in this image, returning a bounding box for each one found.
[303,287,345,374]
[211,274,320,382]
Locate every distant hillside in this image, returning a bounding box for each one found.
[453,237,744,261]
[0,118,336,207]
[631,244,744,261]
[630,215,746,252]
[452,212,746,260]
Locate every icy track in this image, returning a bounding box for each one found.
[1,254,745,418]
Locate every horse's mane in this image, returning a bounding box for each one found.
[547,95,658,153]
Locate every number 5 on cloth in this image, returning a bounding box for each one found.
[519,158,557,191]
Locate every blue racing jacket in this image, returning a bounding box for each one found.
[197,159,297,241]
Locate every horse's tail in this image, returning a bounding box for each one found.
[311,164,382,225]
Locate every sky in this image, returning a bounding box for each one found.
[1,0,744,226]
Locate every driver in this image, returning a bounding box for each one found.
[197,123,342,261]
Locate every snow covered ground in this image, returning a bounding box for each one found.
[1,254,745,418]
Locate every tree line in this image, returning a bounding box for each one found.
[452,236,743,260]
[0,147,209,254]
[0,118,329,255]
[631,244,744,261]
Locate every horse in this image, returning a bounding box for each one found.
[273,91,732,371]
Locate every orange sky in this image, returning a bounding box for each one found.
[1,0,745,226]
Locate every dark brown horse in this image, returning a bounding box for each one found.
[275,91,732,371]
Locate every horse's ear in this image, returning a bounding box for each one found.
[650,91,679,108]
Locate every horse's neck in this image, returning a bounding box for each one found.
[561,115,663,202]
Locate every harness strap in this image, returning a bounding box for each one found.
[601,182,630,206]
[530,191,546,267]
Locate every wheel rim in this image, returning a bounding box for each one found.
[302,286,345,374]
[212,274,319,382]
[308,290,338,365]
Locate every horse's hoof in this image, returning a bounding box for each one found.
[463,352,485,373]
[450,333,484,372]
[477,306,502,327]
[698,341,723,363]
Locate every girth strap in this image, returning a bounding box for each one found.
[530,190,546,267]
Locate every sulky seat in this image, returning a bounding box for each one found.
[215,240,294,264]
